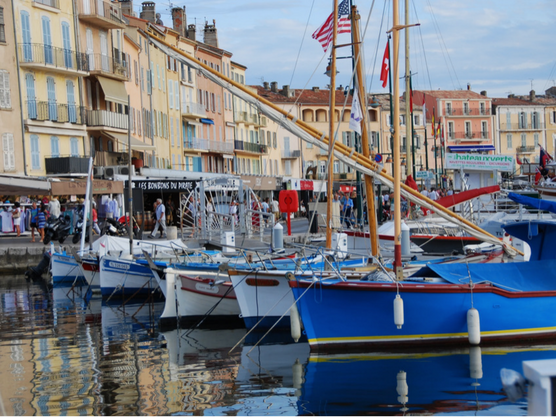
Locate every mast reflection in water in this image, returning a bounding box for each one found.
[0,275,550,415]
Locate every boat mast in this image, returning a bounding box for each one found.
[326,0,340,250]
[128,94,133,254]
[404,0,413,179]
[391,0,403,279]
[351,5,379,256]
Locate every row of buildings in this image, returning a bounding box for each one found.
[1,0,556,187]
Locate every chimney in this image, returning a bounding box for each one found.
[467,83,471,90]
[480,90,487,96]
[282,85,290,97]
[140,1,156,23]
[312,86,320,92]
[263,82,269,90]
[203,19,218,48]
[119,0,134,17]
[187,24,196,41]
[171,6,187,38]
[508,94,515,98]
[270,82,278,93]
[530,90,536,101]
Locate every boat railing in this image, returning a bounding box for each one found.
[245,209,275,241]
[205,212,236,242]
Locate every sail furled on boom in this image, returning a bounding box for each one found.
[148,37,518,258]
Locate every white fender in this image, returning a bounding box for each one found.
[394,294,404,329]
[467,308,481,345]
[469,346,483,381]
[290,303,302,343]
[396,370,408,405]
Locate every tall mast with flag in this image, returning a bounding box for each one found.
[312,0,350,249]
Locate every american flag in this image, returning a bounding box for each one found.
[312,0,351,53]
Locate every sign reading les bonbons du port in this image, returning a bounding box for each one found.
[446,153,515,172]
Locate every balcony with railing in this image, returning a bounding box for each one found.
[85,109,128,130]
[77,0,127,29]
[18,43,89,75]
[181,101,206,118]
[333,172,356,181]
[207,139,234,154]
[26,100,86,124]
[445,108,492,116]
[448,131,490,141]
[33,0,59,9]
[234,111,248,123]
[183,137,209,152]
[234,140,268,154]
[499,122,545,131]
[86,53,129,81]
[45,156,89,175]
[516,145,536,153]
[281,150,301,159]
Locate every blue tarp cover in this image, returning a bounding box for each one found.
[411,259,556,292]
[507,192,556,214]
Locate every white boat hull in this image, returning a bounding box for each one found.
[160,268,242,329]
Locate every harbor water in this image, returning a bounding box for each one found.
[0,275,551,416]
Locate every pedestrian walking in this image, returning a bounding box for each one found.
[148,199,167,238]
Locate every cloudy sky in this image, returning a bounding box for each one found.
[144,0,556,98]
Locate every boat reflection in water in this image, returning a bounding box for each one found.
[299,346,556,415]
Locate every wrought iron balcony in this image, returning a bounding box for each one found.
[207,139,234,154]
[451,131,489,140]
[516,145,536,153]
[26,100,85,124]
[18,43,89,74]
[234,140,268,154]
[77,0,127,29]
[45,156,89,174]
[33,0,59,8]
[86,53,129,80]
[183,137,209,151]
[446,108,492,116]
[499,122,545,131]
[85,109,128,130]
[181,101,206,118]
[281,150,301,159]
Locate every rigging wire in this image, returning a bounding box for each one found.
[288,0,317,87]
[425,0,461,90]
[366,0,389,94]
[411,0,433,91]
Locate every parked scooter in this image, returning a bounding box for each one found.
[72,211,91,244]
[102,216,140,238]
[43,214,72,245]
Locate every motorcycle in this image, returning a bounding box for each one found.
[102,217,128,236]
[101,215,140,238]
[72,212,91,244]
[43,214,72,245]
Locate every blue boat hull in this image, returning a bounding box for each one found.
[299,346,556,415]
[291,280,556,352]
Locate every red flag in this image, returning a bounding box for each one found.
[312,0,351,53]
[535,167,542,185]
[516,154,522,165]
[379,42,389,88]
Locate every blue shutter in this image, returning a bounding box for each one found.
[25,74,36,119]
[21,12,32,62]
[47,77,57,121]
[66,80,76,123]
[50,136,59,157]
[70,137,79,156]
[30,134,40,169]
[42,17,53,65]
[61,22,72,69]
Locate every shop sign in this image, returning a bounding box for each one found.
[132,179,196,192]
[445,154,514,172]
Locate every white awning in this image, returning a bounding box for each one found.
[104,132,156,150]
[97,76,128,105]
[0,174,51,195]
